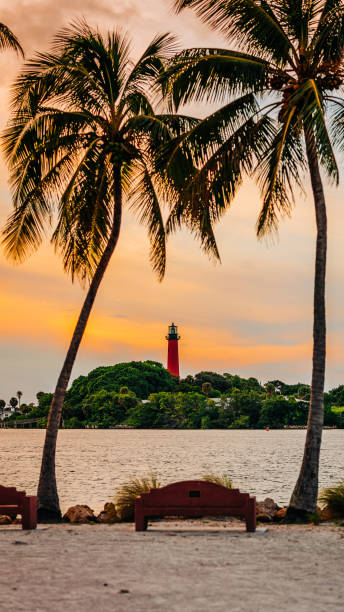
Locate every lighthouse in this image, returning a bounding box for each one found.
[166,322,180,377]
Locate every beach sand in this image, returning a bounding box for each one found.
[0,520,343,611]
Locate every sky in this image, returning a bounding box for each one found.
[1,0,344,403]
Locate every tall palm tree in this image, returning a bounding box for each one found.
[165,0,344,517]
[2,22,202,520]
[0,22,23,56]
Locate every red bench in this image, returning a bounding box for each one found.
[135,480,256,532]
[0,485,37,529]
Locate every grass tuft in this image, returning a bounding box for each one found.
[319,482,344,518]
[114,474,162,521]
[202,472,233,489]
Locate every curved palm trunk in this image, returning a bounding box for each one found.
[37,167,122,521]
[287,130,327,519]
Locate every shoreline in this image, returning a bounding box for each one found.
[0,424,342,430]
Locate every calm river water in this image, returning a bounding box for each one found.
[0,429,343,512]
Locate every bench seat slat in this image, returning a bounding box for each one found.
[0,505,21,510]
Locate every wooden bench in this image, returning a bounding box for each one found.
[0,484,37,529]
[135,480,256,532]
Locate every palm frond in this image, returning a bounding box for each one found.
[256,108,305,237]
[298,79,339,182]
[276,0,320,48]
[129,162,166,280]
[310,0,344,66]
[123,33,179,100]
[52,147,113,282]
[0,23,23,56]
[174,0,296,65]
[163,47,268,108]
[162,93,259,171]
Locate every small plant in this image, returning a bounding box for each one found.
[307,512,321,525]
[114,474,162,521]
[202,472,233,489]
[319,482,344,518]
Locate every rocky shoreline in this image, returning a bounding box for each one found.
[2,496,337,526]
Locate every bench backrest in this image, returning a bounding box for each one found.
[139,480,250,508]
[0,484,26,507]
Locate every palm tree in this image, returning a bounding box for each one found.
[9,396,18,411]
[0,22,23,56]
[2,22,201,520]
[165,0,344,517]
[264,383,275,398]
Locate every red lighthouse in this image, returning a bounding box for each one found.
[166,322,180,377]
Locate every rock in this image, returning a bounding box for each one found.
[0,515,12,525]
[273,507,287,522]
[63,505,97,524]
[97,502,119,524]
[256,498,280,522]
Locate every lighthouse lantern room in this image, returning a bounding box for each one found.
[166,322,180,377]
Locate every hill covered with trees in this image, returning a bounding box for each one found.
[3,361,344,429]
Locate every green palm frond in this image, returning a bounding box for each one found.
[124,33,179,99]
[162,93,259,170]
[163,48,268,107]
[129,163,167,280]
[310,0,344,66]
[277,0,319,46]
[174,0,296,65]
[167,196,221,263]
[329,96,344,152]
[293,78,339,182]
[168,114,274,233]
[52,147,113,282]
[257,108,305,236]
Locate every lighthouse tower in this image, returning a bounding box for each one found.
[166,322,180,377]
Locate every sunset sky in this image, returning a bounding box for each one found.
[1,0,344,403]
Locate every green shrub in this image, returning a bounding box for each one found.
[114,474,162,521]
[319,482,344,517]
[307,511,321,525]
[202,472,233,489]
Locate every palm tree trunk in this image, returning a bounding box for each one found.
[287,129,327,519]
[37,167,122,521]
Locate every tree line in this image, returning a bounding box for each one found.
[4,361,344,429]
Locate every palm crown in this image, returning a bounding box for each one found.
[164,0,344,235]
[2,22,198,281]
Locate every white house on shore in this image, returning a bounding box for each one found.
[0,406,16,421]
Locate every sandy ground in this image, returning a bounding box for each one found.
[0,519,343,612]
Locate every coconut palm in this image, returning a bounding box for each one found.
[0,22,23,56]
[2,22,203,519]
[165,0,344,517]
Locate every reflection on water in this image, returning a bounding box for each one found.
[0,429,343,512]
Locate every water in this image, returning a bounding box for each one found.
[0,429,343,512]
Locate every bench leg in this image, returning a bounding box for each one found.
[245,498,256,532]
[135,511,147,531]
[135,497,148,531]
[22,496,37,530]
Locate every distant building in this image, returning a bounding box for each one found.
[0,406,15,421]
